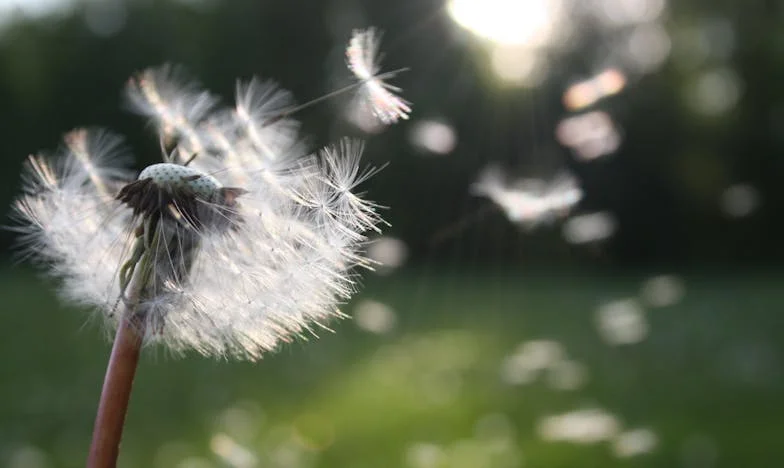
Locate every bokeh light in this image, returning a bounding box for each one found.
[563,68,627,111]
[595,299,648,346]
[366,236,409,274]
[537,408,620,444]
[405,443,445,468]
[687,68,743,116]
[209,433,257,468]
[500,339,566,385]
[490,45,550,86]
[556,111,621,160]
[720,184,760,218]
[0,0,73,22]
[594,0,667,26]
[353,299,397,335]
[563,212,617,244]
[409,119,458,155]
[612,428,658,458]
[640,274,685,308]
[448,0,564,47]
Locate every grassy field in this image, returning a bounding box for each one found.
[0,266,781,467]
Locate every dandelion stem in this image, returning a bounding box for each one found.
[86,313,145,468]
[87,224,157,468]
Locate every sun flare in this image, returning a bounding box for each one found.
[448,0,563,47]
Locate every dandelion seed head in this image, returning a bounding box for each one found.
[12,63,392,360]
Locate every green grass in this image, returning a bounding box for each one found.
[0,267,782,467]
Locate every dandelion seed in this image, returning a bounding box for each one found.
[125,64,218,161]
[471,165,582,228]
[347,28,412,124]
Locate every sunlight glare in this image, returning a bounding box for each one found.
[448,0,562,47]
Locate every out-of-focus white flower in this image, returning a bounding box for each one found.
[537,408,620,444]
[556,111,621,160]
[640,274,685,308]
[353,299,397,334]
[562,211,617,244]
[613,427,658,458]
[595,298,648,346]
[720,184,760,218]
[346,28,412,125]
[471,165,582,227]
[365,236,408,274]
[12,65,388,360]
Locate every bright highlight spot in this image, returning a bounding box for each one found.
[556,111,621,160]
[405,443,446,468]
[448,0,563,47]
[538,408,620,444]
[613,428,659,458]
[209,433,257,468]
[490,46,549,86]
[500,339,565,385]
[366,236,409,274]
[624,23,672,72]
[595,298,648,345]
[640,274,685,307]
[563,212,617,244]
[688,68,742,116]
[0,0,74,20]
[215,401,264,441]
[353,299,397,335]
[563,68,627,110]
[409,119,458,155]
[596,0,667,26]
[720,184,759,218]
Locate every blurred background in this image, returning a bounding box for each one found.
[1,0,783,467]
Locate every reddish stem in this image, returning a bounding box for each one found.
[86,316,144,468]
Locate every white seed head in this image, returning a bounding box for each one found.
[12,64,390,360]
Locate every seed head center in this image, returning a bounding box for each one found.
[138,163,222,198]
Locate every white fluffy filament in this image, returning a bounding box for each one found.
[13,66,387,361]
[346,28,412,124]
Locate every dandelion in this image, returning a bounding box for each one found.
[11,51,407,465]
[16,70,381,359]
[346,27,412,124]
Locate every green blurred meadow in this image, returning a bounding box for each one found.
[2,266,782,467]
